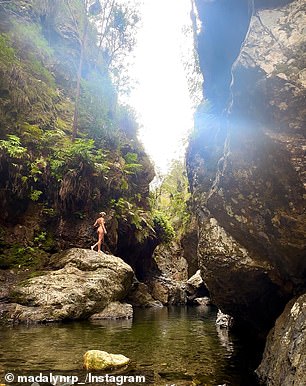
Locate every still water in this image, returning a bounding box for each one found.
[0,306,260,386]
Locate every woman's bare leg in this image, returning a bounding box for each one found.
[97,232,104,252]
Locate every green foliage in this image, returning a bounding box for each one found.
[79,70,117,141]
[111,197,155,242]
[90,0,140,93]
[27,57,56,87]
[0,33,57,128]
[33,231,47,245]
[0,135,27,158]
[0,0,153,258]
[150,159,191,238]
[117,105,138,138]
[123,152,143,174]
[0,244,47,269]
[30,189,43,202]
[0,34,17,65]
[49,138,110,181]
[11,21,54,60]
[33,230,55,251]
[152,211,175,244]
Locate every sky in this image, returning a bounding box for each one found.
[127,0,197,174]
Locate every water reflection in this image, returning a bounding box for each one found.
[216,326,234,354]
[0,306,259,385]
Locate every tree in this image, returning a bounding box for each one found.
[62,0,140,137]
[91,0,140,92]
[64,0,90,141]
[150,159,191,237]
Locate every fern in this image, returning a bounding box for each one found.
[0,134,27,158]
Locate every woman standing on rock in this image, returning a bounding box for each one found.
[91,212,107,253]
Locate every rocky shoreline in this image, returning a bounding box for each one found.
[1,247,305,385]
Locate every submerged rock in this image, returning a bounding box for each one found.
[83,350,130,370]
[90,302,133,320]
[256,293,306,386]
[5,248,134,323]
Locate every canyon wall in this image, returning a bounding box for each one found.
[187,0,306,333]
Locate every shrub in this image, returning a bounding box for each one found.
[153,211,175,244]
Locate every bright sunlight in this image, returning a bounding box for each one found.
[128,0,198,174]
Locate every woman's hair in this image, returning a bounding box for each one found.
[99,211,106,216]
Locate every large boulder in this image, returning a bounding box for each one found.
[256,293,306,386]
[148,276,187,306]
[5,248,134,323]
[153,241,188,282]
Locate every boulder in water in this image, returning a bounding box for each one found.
[83,350,130,370]
[90,302,133,320]
[216,310,234,329]
[194,297,211,306]
[126,281,163,308]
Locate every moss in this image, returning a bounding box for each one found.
[33,230,56,252]
[0,34,17,65]
[0,244,48,269]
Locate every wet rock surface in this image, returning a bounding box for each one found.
[216,310,234,329]
[256,293,306,386]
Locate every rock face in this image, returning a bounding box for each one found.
[256,293,306,386]
[188,0,306,332]
[181,215,199,277]
[4,248,134,323]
